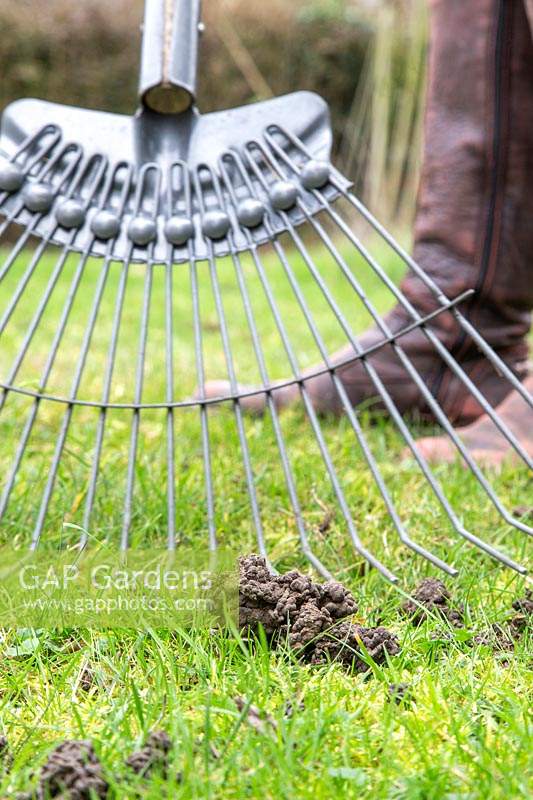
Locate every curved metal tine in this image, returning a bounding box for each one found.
[169,165,218,551]
[174,170,217,552]
[0,144,83,290]
[5,123,62,168]
[120,164,161,550]
[0,149,97,430]
[83,194,136,538]
[32,162,133,550]
[248,139,528,573]
[265,128,533,470]
[0,156,109,540]
[264,132,533,534]
[241,147,399,581]
[0,152,99,385]
[0,143,84,331]
[346,192,533,409]
[270,125,533,411]
[164,166,178,549]
[244,144,455,577]
[218,152,333,579]
[192,164,272,568]
[0,125,62,217]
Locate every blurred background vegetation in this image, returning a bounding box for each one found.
[0,0,427,230]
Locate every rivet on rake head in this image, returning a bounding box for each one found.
[164,215,194,245]
[91,209,121,240]
[55,199,85,229]
[237,198,265,228]
[23,183,55,213]
[269,180,299,211]
[128,216,157,246]
[202,209,230,239]
[300,160,330,190]
[0,160,24,193]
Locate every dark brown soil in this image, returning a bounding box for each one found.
[511,589,533,635]
[31,740,108,799]
[239,555,399,672]
[239,555,357,646]
[78,667,96,693]
[388,683,413,705]
[0,734,12,772]
[310,622,400,672]
[471,591,532,653]
[473,623,516,652]
[401,578,464,627]
[125,730,172,778]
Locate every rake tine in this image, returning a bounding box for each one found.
[239,149,398,581]
[0,156,109,536]
[0,143,83,290]
[164,226,176,548]
[270,125,533,412]
[192,165,271,568]
[168,160,217,552]
[265,128,533,457]
[219,152,334,580]
[243,143,454,576]
[249,137,527,573]
[0,125,62,221]
[31,162,131,549]
[120,164,161,550]
[82,166,136,539]
[263,141,533,538]
[288,172,533,469]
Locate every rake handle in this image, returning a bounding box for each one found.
[139,0,202,114]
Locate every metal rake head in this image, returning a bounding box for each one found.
[0,1,531,582]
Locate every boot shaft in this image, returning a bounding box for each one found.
[409,0,533,350]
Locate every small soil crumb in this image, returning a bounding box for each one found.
[512,505,533,519]
[35,740,108,799]
[0,734,12,772]
[310,623,400,672]
[284,698,305,718]
[388,683,412,705]
[125,731,172,778]
[510,590,533,636]
[78,667,95,693]
[473,623,515,652]
[512,590,533,616]
[402,578,463,627]
[318,509,334,533]
[234,697,277,735]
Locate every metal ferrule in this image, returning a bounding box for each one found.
[139,0,201,114]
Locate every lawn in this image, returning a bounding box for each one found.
[0,216,531,798]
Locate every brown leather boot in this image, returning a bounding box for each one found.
[205,0,533,423]
[412,375,533,468]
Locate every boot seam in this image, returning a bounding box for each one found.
[431,0,512,406]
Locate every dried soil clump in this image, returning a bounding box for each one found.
[402,578,463,627]
[125,730,172,778]
[239,555,357,648]
[33,740,108,799]
[239,556,399,672]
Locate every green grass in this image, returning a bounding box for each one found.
[0,227,531,798]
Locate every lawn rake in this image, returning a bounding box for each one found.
[0,0,531,581]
